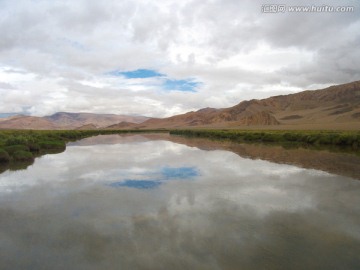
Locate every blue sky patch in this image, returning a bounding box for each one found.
[106,69,200,92]
[163,79,199,92]
[109,69,164,79]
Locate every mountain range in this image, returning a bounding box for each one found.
[0,81,359,130]
[0,112,149,130]
[135,80,360,130]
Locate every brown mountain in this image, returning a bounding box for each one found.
[45,112,149,129]
[136,81,360,130]
[75,124,98,130]
[0,115,56,130]
[0,112,149,130]
[106,121,139,129]
[1,81,359,130]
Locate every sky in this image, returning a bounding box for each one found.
[0,0,359,117]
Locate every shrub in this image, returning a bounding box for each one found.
[262,133,281,142]
[39,140,66,150]
[12,150,34,161]
[316,135,332,145]
[27,143,40,152]
[333,135,350,146]
[0,149,10,163]
[283,132,298,142]
[4,136,29,146]
[305,135,319,144]
[244,133,257,141]
[4,145,30,154]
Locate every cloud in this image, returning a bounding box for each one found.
[0,82,16,89]
[0,0,359,116]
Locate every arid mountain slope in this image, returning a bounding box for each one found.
[45,112,149,128]
[136,81,360,129]
[75,124,98,130]
[105,121,139,129]
[0,112,149,130]
[0,115,56,130]
[1,81,359,130]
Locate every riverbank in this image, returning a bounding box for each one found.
[1,129,359,166]
[0,129,168,164]
[170,129,360,150]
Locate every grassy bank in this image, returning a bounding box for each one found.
[170,129,360,150]
[1,128,359,167]
[0,129,168,164]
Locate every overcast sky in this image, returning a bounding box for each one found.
[0,0,359,117]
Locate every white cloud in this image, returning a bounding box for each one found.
[0,0,359,117]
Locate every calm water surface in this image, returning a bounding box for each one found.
[0,134,360,269]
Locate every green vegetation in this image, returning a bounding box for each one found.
[0,129,168,166]
[170,129,360,150]
[0,149,10,162]
[1,128,359,169]
[38,140,66,150]
[12,150,34,161]
[3,144,30,154]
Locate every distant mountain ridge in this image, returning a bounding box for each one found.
[45,112,149,128]
[0,112,149,130]
[0,81,359,130]
[134,80,360,129]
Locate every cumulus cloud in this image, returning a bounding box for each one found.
[0,0,359,117]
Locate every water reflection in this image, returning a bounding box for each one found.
[109,166,199,189]
[0,134,359,269]
[0,148,65,174]
[110,180,162,189]
[161,133,360,180]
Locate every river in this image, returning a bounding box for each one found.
[0,133,359,269]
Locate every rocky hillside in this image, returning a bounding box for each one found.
[135,81,360,129]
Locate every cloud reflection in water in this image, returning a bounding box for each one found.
[0,134,360,269]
